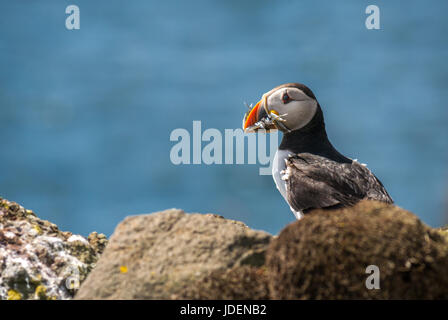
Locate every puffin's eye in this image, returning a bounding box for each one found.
[282,92,290,104]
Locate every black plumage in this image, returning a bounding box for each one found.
[273,83,393,214]
[283,153,393,214]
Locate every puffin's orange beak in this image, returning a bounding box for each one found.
[243,100,261,131]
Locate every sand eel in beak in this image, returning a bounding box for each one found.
[243,83,393,219]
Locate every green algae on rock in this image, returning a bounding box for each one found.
[0,197,107,300]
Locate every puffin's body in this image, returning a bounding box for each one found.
[243,83,392,219]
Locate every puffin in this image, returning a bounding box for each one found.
[243,83,393,219]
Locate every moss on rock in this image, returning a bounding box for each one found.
[266,200,448,299]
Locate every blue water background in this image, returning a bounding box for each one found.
[1,1,447,236]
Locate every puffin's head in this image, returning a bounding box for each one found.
[243,83,319,133]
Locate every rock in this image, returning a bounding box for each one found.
[75,209,272,299]
[174,265,270,300]
[0,197,107,300]
[266,200,448,299]
[87,232,108,256]
[4,195,446,300]
[439,225,448,242]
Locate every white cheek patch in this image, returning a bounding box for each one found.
[273,100,317,131]
[266,88,317,132]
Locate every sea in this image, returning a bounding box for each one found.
[1,1,447,236]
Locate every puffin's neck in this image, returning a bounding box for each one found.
[278,105,351,163]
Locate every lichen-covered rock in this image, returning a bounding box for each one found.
[87,232,108,256]
[75,209,272,299]
[266,200,448,299]
[0,197,107,300]
[439,225,448,242]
